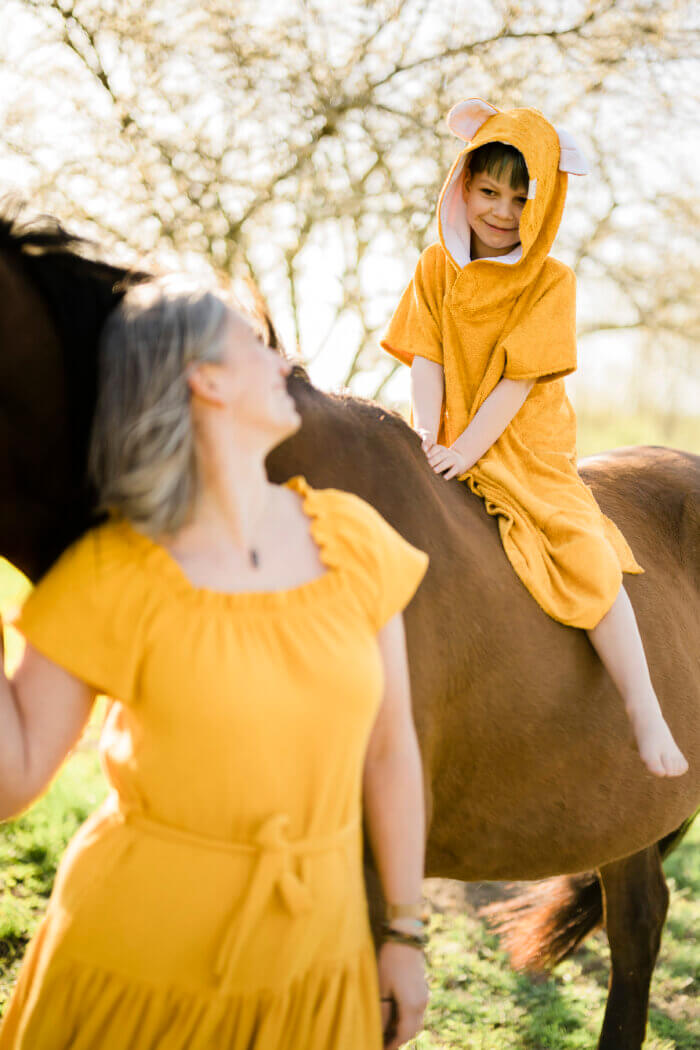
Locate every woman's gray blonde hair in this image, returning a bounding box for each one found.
[88,276,230,536]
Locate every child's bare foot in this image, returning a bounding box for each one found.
[633,713,689,777]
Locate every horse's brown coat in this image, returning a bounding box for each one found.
[267,381,700,882]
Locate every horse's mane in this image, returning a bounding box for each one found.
[0,200,306,376]
[0,199,408,442]
[0,199,146,361]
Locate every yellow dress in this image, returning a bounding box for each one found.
[0,475,429,1050]
[382,98,643,629]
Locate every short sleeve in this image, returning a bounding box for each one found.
[501,264,577,385]
[380,245,446,368]
[11,525,142,701]
[325,489,430,632]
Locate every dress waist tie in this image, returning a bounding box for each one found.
[114,802,361,989]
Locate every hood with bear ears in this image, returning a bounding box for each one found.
[437,98,589,280]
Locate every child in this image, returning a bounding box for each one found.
[381,97,688,779]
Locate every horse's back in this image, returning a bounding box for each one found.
[580,445,700,593]
[423,444,700,879]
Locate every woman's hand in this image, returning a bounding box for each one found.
[378,940,429,1048]
[424,443,469,480]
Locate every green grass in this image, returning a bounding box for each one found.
[0,749,108,1010]
[0,748,697,1044]
[418,824,699,1048]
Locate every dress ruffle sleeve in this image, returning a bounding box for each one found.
[380,244,446,367]
[501,263,577,385]
[11,524,144,702]
[323,489,429,632]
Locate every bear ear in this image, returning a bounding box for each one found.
[446,98,499,142]
[556,126,590,175]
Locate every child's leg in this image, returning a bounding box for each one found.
[586,584,688,777]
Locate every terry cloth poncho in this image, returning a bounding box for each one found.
[381,97,643,629]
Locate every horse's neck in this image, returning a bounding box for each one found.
[267,374,491,566]
[0,252,80,578]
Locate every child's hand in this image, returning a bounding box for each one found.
[415,428,437,453]
[426,444,468,480]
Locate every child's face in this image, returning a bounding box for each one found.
[461,164,527,252]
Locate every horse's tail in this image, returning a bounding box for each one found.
[479,814,698,973]
[478,871,602,972]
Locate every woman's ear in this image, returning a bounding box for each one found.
[187,362,226,407]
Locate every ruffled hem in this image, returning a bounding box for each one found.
[0,939,382,1050]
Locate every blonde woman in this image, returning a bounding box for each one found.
[0,280,429,1049]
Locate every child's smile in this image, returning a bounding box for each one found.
[482,217,518,232]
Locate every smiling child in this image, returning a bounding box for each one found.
[381,98,688,779]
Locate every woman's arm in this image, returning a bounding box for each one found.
[410,357,444,444]
[426,375,534,480]
[0,627,95,821]
[363,611,425,905]
[363,610,428,1050]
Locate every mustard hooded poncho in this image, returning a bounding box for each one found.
[381,97,643,629]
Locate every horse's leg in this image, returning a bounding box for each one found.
[598,845,669,1050]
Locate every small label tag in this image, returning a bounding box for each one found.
[527,178,537,199]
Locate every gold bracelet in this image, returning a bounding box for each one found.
[385,901,427,922]
[381,923,428,950]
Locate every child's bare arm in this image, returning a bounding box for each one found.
[426,376,534,480]
[410,358,444,446]
[452,376,534,465]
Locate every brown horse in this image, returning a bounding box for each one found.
[1,207,698,1050]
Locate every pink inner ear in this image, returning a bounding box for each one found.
[556,126,590,175]
[446,98,499,142]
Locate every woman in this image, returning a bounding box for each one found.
[0,278,430,1049]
